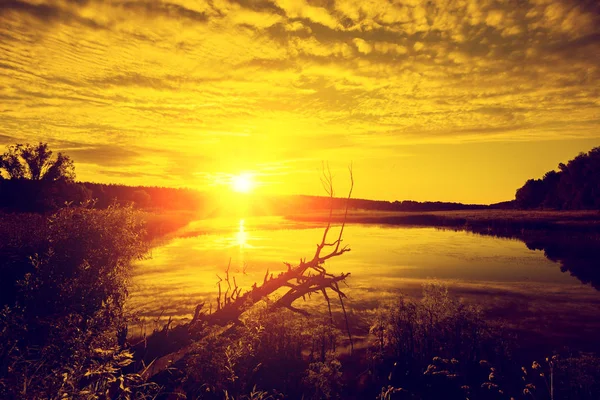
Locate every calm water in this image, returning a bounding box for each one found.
[128,216,600,346]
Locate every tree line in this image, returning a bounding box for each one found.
[4,142,600,212]
[0,142,208,212]
[515,147,600,210]
[1,142,490,214]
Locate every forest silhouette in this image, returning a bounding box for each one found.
[3,143,600,214]
[515,147,600,210]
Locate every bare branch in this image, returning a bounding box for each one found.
[188,163,355,341]
[334,163,353,254]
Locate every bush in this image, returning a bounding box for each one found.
[0,205,151,398]
[176,305,343,399]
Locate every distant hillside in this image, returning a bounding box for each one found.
[515,146,600,210]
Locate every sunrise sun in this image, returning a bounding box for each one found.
[231,173,254,193]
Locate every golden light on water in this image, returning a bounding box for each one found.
[235,218,251,270]
[235,219,249,249]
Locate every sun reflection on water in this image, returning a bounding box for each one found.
[236,218,251,269]
[236,219,248,248]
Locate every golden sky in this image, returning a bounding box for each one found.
[1,0,599,203]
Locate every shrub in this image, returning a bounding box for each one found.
[0,205,151,398]
[371,282,488,367]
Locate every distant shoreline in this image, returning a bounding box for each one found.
[285,209,600,233]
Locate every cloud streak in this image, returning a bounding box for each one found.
[0,0,599,201]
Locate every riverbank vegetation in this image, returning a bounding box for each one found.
[0,205,151,398]
[2,207,599,398]
[2,143,599,398]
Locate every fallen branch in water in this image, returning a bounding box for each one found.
[200,163,353,333]
[138,163,355,378]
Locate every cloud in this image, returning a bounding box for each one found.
[66,144,142,167]
[0,0,106,30]
[0,0,598,201]
[116,1,211,24]
[98,169,167,179]
[353,38,372,54]
[0,134,19,145]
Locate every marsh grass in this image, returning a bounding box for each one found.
[362,282,600,400]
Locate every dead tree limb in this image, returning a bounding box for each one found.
[139,164,356,379]
[199,164,354,327]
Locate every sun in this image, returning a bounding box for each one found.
[231,173,254,193]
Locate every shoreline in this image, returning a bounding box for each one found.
[284,209,600,233]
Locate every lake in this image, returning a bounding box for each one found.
[128,216,600,350]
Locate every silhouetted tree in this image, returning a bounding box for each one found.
[0,142,75,182]
[0,142,88,212]
[515,146,600,209]
[541,170,561,208]
[515,179,545,209]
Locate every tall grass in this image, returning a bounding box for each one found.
[365,282,600,400]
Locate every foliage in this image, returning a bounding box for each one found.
[0,205,152,399]
[521,354,600,400]
[131,189,152,208]
[303,353,343,400]
[0,175,92,212]
[365,282,600,400]
[365,282,515,398]
[0,141,90,212]
[370,282,490,366]
[157,303,345,400]
[0,205,148,316]
[515,147,600,209]
[0,142,75,182]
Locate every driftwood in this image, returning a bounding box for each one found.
[200,163,353,332]
[139,164,354,378]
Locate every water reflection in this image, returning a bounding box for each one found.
[130,219,600,314]
[465,226,600,291]
[236,219,248,249]
[128,218,600,350]
[525,235,600,290]
[235,219,251,270]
